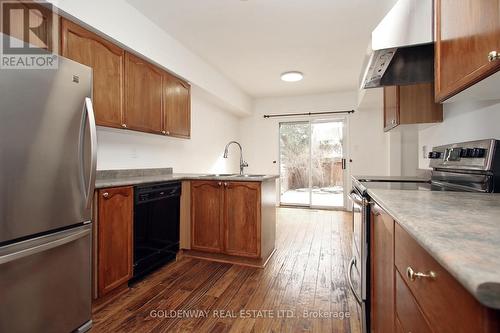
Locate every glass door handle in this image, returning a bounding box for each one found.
[342,158,347,170]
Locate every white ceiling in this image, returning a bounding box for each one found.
[126,0,396,98]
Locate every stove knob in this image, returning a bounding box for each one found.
[461,148,474,158]
[428,151,441,159]
[472,148,486,158]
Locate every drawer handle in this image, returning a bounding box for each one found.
[102,192,109,199]
[406,266,436,281]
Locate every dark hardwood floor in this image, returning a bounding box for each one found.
[91,208,361,333]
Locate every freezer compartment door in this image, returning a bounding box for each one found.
[0,225,91,333]
[0,55,95,243]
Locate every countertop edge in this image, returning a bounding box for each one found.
[95,174,279,189]
[367,188,500,310]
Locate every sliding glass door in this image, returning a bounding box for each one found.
[279,119,347,209]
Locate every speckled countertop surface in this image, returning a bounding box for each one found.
[367,189,500,309]
[95,172,279,189]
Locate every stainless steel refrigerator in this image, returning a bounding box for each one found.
[0,52,97,332]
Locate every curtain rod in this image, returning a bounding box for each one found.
[263,110,355,119]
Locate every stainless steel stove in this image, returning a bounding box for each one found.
[348,139,500,333]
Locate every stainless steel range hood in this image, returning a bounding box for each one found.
[360,0,434,89]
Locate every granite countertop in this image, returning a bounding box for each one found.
[367,188,500,309]
[95,170,279,189]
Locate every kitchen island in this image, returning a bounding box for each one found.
[367,188,500,333]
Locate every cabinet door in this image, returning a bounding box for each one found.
[163,73,191,138]
[61,19,125,128]
[191,181,223,253]
[1,1,56,52]
[436,0,500,102]
[399,83,443,124]
[371,204,395,333]
[223,182,261,258]
[383,86,399,131]
[97,186,133,297]
[124,52,163,134]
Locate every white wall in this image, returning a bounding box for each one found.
[352,89,390,176]
[48,0,252,115]
[418,100,500,169]
[97,87,240,173]
[239,91,390,178]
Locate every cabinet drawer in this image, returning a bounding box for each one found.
[394,223,495,333]
[395,271,432,333]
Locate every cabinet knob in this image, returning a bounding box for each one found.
[391,119,396,125]
[406,266,436,281]
[161,130,166,135]
[121,124,127,128]
[488,51,500,62]
[224,182,228,187]
[166,131,170,135]
[102,192,109,198]
[218,182,222,187]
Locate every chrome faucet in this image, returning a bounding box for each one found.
[223,141,248,175]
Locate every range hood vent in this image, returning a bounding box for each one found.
[360,0,434,89]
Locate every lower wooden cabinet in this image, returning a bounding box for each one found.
[191,181,224,253]
[97,186,133,297]
[371,203,500,333]
[371,203,395,333]
[395,271,432,333]
[224,182,260,258]
[191,180,261,258]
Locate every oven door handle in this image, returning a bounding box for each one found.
[348,257,363,305]
[349,190,365,206]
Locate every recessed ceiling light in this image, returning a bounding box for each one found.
[281,71,304,82]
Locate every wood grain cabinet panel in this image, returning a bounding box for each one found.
[124,52,163,134]
[97,186,133,297]
[61,19,124,128]
[224,182,261,258]
[395,223,499,333]
[383,85,399,131]
[395,271,433,333]
[191,181,224,253]
[435,0,500,102]
[163,73,191,138]
[383,83,442,132]
[371,204,395,333]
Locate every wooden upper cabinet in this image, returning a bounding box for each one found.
[163,73,191,138]
[383,83,443,132]
[224,182,261,258]
[97,186,133,297]
[384,85,399,131]
[435,0,500,102]
[61,19,124,128]
[124,52,163,134]
[371,204,395,333]
[191,181,224,253]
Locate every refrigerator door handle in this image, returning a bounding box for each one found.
[0,226,91,265]
[83,97,97,209]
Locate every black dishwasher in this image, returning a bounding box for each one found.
[133,182,181,281]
